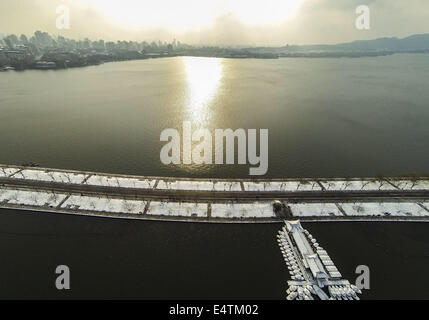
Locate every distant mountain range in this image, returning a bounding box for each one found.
[240,33,429,58]
[289,33,429,52]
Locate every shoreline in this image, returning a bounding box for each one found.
[3,50,426,73]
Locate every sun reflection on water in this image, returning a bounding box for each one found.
[183,57,223,126]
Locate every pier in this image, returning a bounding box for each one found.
[278,220,362,300]
[1,164,429,223]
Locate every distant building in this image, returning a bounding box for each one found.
[34,61,56,69]
[4,50,26,60]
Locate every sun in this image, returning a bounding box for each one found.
[90,0,303,31]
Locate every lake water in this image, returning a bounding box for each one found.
[0,55,429,299]
[1,55,429,178]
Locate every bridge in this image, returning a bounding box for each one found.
[1,164,429,223]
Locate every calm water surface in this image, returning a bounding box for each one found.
[1,55,429,178]
[0,55,428,299]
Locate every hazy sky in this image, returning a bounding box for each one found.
[1,0,429,46]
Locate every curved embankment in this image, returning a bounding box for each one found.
[1,164,429,223]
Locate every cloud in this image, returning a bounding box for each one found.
[0,0,428,45]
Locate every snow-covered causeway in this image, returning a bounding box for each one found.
[0,164,429,222]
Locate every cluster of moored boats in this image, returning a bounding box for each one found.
[328,285,361,300]
[277,232,305,282]
[277,220,362,300]
[284,283,361,300]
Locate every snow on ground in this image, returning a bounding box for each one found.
[61,196,146,214]
[340,202,429,217]
[213,181,242,191]
[157,180,213,191]
[320,180,396,191]
[0,167,19,178]
[4,165,429,194]
[85,175,155,189]
[289,203,343,217]
[388,179,429,190]
[147,201,207,217]
[243,181,321,192]
[0,188,66,207]
[157,180,242,191]
[211,202,275,218]
[13,169,87,184]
